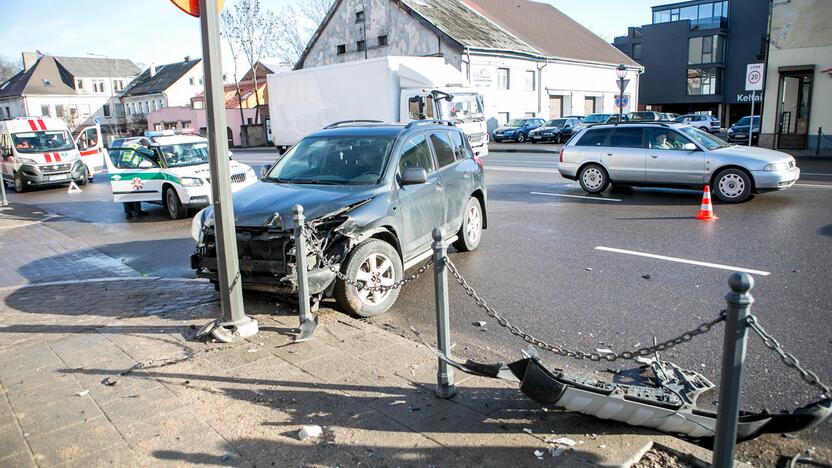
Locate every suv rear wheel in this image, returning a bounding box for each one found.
[578,164,609,193]
[334,239,403,318]
[453,197,483,252]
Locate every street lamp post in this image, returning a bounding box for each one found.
[616,63,627,120]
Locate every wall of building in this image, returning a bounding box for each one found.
[301,0,462,69]
[146,106,257,147]
[760,0,832,150]
[21,94,125,130]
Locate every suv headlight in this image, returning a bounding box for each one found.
[181,177,204,187]
[764,162,789,172]
[191,208,207,242]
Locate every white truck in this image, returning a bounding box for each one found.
[267,56,488,155]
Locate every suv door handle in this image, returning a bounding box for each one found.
[435,182,445,191]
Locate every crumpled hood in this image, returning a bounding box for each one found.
[219,182,381,229]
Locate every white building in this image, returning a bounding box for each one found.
[295,0,642,130]
[0,52,140,134]
[120,58,204,134]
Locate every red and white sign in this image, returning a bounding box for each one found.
[131,177,144,190]
[745,63,764,92]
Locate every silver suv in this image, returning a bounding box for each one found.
[558,123,800,203]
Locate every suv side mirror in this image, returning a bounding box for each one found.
[683,142,698,151]
[260,163,272,179]
[401,167,428,185]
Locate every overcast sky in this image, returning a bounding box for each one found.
[0,0,656,72]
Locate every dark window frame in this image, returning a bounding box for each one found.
[336,44,346,55]
[575,128,613,147]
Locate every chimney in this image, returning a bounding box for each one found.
[150,63,156,78]
[22,51,42,71]
[184,55,191,62]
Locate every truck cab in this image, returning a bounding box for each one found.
[403,88,487,156]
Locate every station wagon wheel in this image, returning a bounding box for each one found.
[453,196,483,252]
[335,239,403,318]
[517,133,526,143]
[578,164,609,193]
[713,168,752,203]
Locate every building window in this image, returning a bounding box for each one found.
[182,120,192,129]
[336,44,346,55]
[355,10,365,22]
[40,105,50,117]
[76,79,84,90]
[497,112,510,125]
[193,100,205,110]
[199,77,203,85]
[115,103,124,116]
[113,79,124,91]
[524,112,535,118]
[524,70,535,92]
[1,107,9,120]
[357,40,365,52]
[653,1,727,29]
[632,43,642,60]
[55,105,64,118]
[81,104,90,117]
[688,35,725,64]
[377,35,388,47]
[103,104,111,117]
[687,68,720,95]
[497,68,509,90]
[93,80,105,93]
[189,77,195,85]
[68,105,78,117]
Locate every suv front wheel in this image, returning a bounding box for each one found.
[578,164,609,193]
[334,239,403,318]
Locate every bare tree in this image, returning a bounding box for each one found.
[0,55,22,84]
[220,22,249,147]
[275,0,334,66]
[220,0,281,124]
[301,0,334,24]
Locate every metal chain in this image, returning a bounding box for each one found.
[299,226,434,293]
[746,315,830,396]
[444,256,726,362]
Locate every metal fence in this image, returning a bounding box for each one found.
[290,204,828,467]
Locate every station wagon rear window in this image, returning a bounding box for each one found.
[575,129,612,146]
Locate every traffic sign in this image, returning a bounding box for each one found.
[745,63,764,91]
[170,0,224,17]
[615,94,630,109]
[93,116,101,125]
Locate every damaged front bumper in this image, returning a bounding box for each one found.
[424,345,831,441]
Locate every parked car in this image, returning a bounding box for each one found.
[726,116,761,144]
[492,118,546,143]
[675,114,721,133]
[528,118,581,143]
[662,113,681,121]
[628,111,663,122]
[557,122,799,203]
[191,121,487,317]
[570,113,628,135]
[564,115,586,122]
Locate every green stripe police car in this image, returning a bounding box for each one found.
[107,130,257,219]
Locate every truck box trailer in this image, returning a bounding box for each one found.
[267,56,488,155]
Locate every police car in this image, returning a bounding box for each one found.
[106,129,257,219]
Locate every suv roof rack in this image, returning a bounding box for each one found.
[323,120,384,129]
[404,119,455,129]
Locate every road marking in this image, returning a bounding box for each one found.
[531,192,622,202]
[594,246,771,276]
[794,183,832,189]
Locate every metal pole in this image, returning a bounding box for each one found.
[817,127,822,156]
[748,90,755,146]
[432,228,456,399]
[292,205,316,342]
[199,0,250,329]
[712,272,754,468]
[619,77,624,120]
[0,165,8,207]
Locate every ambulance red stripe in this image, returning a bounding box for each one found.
[37,120,47,131]
[45,153,52,163]
[28,120,37,130]
[53,153,61,162]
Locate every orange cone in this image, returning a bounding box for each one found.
[695,185,718,221]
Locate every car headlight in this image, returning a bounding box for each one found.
[17,157,37,165]
[191,208,208,242]
[181,177,204,187]
[764,162,789,172]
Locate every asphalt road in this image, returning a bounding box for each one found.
[5,147,832,444]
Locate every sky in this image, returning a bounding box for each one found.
[0,0,657,73]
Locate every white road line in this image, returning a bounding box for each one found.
[594,246,771,276]
[531,192,623,202]
[794,183,832,189]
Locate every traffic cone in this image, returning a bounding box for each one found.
[694,185,718,221]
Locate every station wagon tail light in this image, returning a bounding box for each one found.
[473,155,484,169]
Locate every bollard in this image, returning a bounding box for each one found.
[0,170,8,207]
[713,272,754,468]
[818,127,822,156]
[293,205,317,342]
[432,228,456,399]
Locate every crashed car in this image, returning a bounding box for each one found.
[190,120,487,317]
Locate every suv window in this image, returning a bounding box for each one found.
[448,131,472,160]
[575,128,612,146]
[398,133,435,174]
[646,128,692,151]
[610,128,644,148]
[430,131,456,168]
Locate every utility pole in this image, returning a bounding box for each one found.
[616,63,628,120]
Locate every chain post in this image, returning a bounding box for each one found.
[293,205,316,342]
[713,272,754,468]
[432,228,456,399]
[0,166,8,207]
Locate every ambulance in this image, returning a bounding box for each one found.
[106,129,258,220]
[74,124,109,179]
[0,117,87,192]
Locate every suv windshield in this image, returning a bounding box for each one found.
[583,114,611,124]
[159,141,210,167]
[679,126,730,150]
[546,119,567,127]
[447,93,483,120]
[735,116,760,126]
[265,136,395,185]
[12,130,74,154]
[504,119,525,127]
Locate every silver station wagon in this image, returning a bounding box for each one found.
[558,123,800,203]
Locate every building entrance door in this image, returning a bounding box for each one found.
[549,96,563,118]
[584,97,597,115]
[776,71,813,150]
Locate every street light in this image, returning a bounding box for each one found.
[616,63,628,119]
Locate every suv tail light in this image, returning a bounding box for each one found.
[559,146,565,163]
[473,155,484,169]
